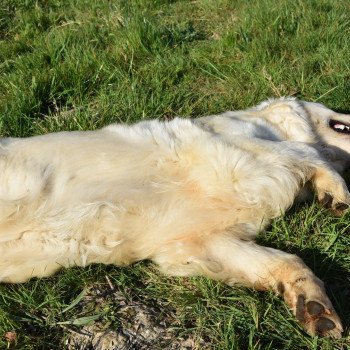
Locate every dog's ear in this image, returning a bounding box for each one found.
[254,98,317,143]
[301,101,350,170]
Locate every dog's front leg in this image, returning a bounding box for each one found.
[153,235,343,338]
[206,235,343,338]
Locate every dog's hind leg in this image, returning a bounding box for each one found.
[0,236,69,283]
[153,234,343,338]
[0,220,78,283]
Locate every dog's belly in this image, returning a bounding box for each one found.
[0,120,305,279]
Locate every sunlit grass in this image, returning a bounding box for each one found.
[1,0,350,348]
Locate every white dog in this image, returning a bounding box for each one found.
[1,98,350,338]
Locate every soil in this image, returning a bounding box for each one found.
[65,282,210,350]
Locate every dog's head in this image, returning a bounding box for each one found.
[301,101,350,172]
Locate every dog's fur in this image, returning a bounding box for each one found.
[1,98,350,337]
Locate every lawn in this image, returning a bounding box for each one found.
[1,0,350,348]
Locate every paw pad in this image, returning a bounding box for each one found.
[306,301,324,316]
[316,317,336,333]
[320,193,349,216]
[320,193,333,209]
[295,296,342,338]
[334,203,349,211]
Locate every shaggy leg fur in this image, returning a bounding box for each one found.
[236,138,350,214]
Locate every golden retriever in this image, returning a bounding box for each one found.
[1,98,350,338]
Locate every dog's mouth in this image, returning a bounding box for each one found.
[329,119,350,134]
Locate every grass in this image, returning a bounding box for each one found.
[1,0,350,348]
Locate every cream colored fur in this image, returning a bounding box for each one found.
[1,97,350,337]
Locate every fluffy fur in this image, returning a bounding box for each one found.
[1,98,350,337]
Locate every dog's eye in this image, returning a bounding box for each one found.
[329,119,350,134]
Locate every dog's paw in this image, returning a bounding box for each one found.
[280,272,343,338]
[295,295,343,338]
[319,192,350,217]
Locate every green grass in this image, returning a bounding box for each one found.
[1,0,350,348]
